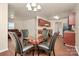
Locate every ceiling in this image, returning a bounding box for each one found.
[8,3,76,20]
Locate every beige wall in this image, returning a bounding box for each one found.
[0,4,8,53]
[75,4,79,54]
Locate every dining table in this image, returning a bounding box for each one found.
[28,37,43,55]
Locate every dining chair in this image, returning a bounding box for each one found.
[38,32,59,56]
[8,32,34,56]
[20,29,29,46]
[42,28,49,41]
[21,29,29,40]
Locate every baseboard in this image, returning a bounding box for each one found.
[75,46,79,55]
[65,44,75,48]
[0,48,8,53]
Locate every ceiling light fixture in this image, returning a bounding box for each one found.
[26,3,41,11]
[53,16,59,19]
[10,14,14,19]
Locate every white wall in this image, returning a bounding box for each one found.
[75,4,79,54]
[0,4,8,53]
[13,18,37,38]
[23,19,37,38]
[13,17,26,30]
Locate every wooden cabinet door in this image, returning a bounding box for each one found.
[64,32,75,46]
[68,13,75,25]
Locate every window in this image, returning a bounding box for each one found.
[8,22,14,29]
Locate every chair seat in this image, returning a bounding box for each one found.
[23,45,33,52]
[38,42,49,50]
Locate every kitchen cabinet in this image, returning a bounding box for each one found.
[64,31,75,46]
[68,12,75,25]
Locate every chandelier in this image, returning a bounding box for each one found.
[26,3,41,11]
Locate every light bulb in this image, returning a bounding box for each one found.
[33,8,37,11]
[53,16,59,19]
[37,5,41,9]
[26,3,31,8]
[28,6,32,10]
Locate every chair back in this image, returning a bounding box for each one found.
[21,29,29,39]
[8,32,23,53]
[49,32,59,52]
[42,28,49,39]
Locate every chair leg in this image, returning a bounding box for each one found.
[38,51,39,56]
[32,48,34,56]
[49,54,50,56]
[48,53,51,56]
[21,54,23,56]
[37,45,40,56]
[21,53,23,56]
[53,49,55,56]
[15,52,17,56]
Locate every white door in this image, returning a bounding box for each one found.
[55,22,63,35]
